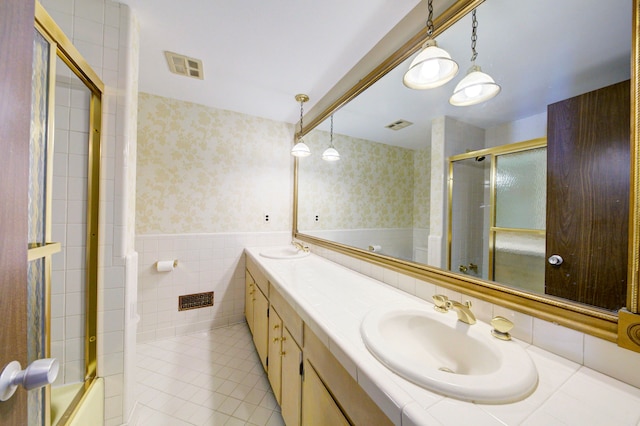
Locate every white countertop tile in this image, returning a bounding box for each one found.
[245,248,640,426]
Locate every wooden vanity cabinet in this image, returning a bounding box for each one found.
[303,324,394,426]
[244,271,255,334]
[268,306,302,426]
[268,308,283,401]
[253,285,269,371]
[269,286,303,426]
[280,327,302,426]
[246,259,270,371]
[301,359,350,426]
[245,256,390,426]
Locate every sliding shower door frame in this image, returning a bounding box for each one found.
[447,138,547,282]
[34,2,104,424]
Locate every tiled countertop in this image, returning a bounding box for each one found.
[245,248,640,425]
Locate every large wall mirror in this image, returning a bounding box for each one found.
[294,0,640,350]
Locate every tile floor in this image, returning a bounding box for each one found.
[129,323,285,426]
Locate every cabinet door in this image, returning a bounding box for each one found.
[253,286,269,371]
[245,272,255,333]
[301,360,350,426]
[268,308,283,403]
[281,328,302,426]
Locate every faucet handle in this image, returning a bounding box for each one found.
[432,294,449,312]
[490,316,514,341]
[291,240,310,252]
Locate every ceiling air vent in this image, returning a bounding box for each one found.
[385,119,413,131]
[164,51,204,80]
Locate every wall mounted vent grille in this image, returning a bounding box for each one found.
[164,51,204,80]
[385,119,413,131]
[178,291,214,311]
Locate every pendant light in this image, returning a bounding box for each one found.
[450,9,500,106]
[322,114,340,162]
[291,94,311,157]
[403,0,458,89]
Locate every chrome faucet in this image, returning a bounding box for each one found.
[432,294,476,325]
[291,240,310,253]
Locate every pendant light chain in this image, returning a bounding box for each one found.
[426,0,434,36]
[330,114,334,146]
[470,9,478,62]
[298,98,304,137]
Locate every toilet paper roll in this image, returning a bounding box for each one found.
[368,245,382,253]
[156,260,175,272]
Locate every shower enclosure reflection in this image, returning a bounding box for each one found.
[448,141,546,293]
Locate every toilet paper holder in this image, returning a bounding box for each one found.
[155,259,178,272]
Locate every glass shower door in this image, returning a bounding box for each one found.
[492,147,547,292]
[31,5,103,424]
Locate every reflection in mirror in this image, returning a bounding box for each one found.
[297,0,631,312]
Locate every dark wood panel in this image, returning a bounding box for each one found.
[546,80,630,310]
[0,0,35,423]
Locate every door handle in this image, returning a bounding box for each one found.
[0,358,59,401]
[548,254,563,265]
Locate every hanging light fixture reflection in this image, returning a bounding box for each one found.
[403,0,458,89]
[322,114,340,162]
[291,94,311,157]
[450,9,500,106]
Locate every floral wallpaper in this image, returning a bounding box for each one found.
[136,93,293,234]
[413,147,431,229]
[298,128,416,230]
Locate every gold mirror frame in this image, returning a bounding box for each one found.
[293,0,640,351]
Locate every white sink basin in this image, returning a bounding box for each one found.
[360,305,538,403]
[259,246,310,259]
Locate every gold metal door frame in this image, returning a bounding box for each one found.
[447,138,547,280]
[34,2,104,424]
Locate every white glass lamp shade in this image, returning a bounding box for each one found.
[291,139,311,157]
[450,65,501,106]
[322,146,340,161]
[403,40,459,89]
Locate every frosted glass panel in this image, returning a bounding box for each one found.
[29,30,50,248]
[28,30,51,426]
[493,231,545,293]
[495,148,546,230]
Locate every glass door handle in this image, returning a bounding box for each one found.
[0,358,59,401]
[548,255,563,265]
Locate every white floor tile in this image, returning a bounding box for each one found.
[130,322,282,425]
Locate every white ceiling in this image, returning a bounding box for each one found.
[119,0,632,146]
[119,0,424,124]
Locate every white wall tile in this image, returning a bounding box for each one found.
[532,318,584,364]
[584,334,640,389]
[74,0,105,24]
